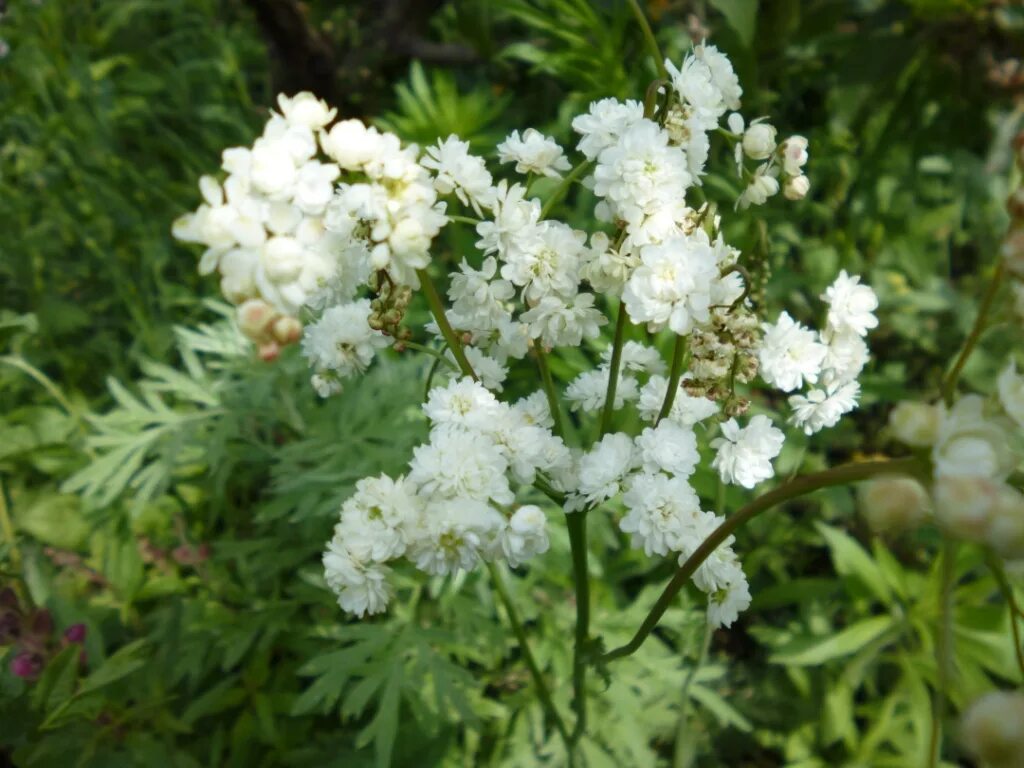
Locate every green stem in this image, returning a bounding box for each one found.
[986,551,1024,681]
[656,334,686,424]
[941,260,1005,406]
[485,561,574,755]
[599,305,628,436]
[626,0,667,79]
[599,456,926,663]
[566,511,590,743]
[535,346,565,438]
[399,340,458,368]
[416,269,477,381]
[540,160,593,220]
[928,539,957,768]
[446,214,481,226]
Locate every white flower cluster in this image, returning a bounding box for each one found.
[169,40,878,634]
[757,270,878,436]
[565,414,752,628]
[887,362,1024,559]
[174,92,447,384]
[323,379,572,616]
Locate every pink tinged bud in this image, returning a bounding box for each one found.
[258,342,281,362]
[236,299,276,342]
[270,315,302,346]
[63,623,87,644]
[10,652,41,679]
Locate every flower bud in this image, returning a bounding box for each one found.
[258,341,280,362]
[933,475,1000,541]
[10,652,41,680]
[236,299,275,342]
[859,476,930,534]
[888,401,941,447]
[780,135,809,176]
[63,623,87,644]
[961,690,1024,768]
[271,315,302,346]
[783,174,810,201]
[742,123,778,160]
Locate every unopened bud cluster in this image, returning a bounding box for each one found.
[367,271,414,342]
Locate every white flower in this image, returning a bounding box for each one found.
[320,119,384,172]
[571,97,645,160]
[581,231,640,296]
[621,473,707,556]
[323,541,392,617]
[932,395,1014,480]
[339,475,421,562]
[997,361,1024,429]
[292,160,341,215]
[424,377,504,430]
[888,401,942,447]
[695,43,742,112]
[820,329,869,386]
[497,128,571,178]
[409,426,513,504]
[712,415,785,489]
[565,368,639,413]
[572,432,637,509]
[592,119,692,228]
[742,121,777,160]
[500,220,586,303]
[458,347,509,391]
[737,165,779,209]
[277,92,337,129]
[500,505,550,567]
[475,181,541,259]
[780,135,809,177]
[513,391,554,429]
[622,234,718,335]
[822,271,878,336]
[664,55,725,127]
[634,421,699,477]
[637,375,719,425]
[521,292,606,348]
[704,563,751,629]
[788,381,860,435]
[758,312,828,392]
[447,257,514,332]
[249,139,299,200]
[300,299,389,385]
[420,135,494,215]
[408,498,504,575]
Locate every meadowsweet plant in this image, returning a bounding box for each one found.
[171,7,1019,763]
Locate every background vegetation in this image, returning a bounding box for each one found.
[2,0,1023,765]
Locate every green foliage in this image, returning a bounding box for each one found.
[3,0,1024,766]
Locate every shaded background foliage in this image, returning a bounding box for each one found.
[2,0,1023,765]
